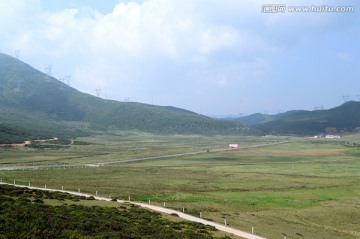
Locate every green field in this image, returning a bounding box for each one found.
[1,132,359,239]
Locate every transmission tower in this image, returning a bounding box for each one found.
[14,50,20,59]
[45,65,52,76]
[65,75,71,85]
[264,110,269,120]
[59,75,71,85]
[314,105,325,111]
[95,89,101,97]
[342,95,350,103]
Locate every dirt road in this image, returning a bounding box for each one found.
[0,139,300,171]
[0,182,267,239]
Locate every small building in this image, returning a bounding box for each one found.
[228,144,239,148]
[325,135,341,139]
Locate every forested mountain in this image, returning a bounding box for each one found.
[234,102,360,135]
[0,53,239,143]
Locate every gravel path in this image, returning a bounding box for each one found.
[0,182,267,239]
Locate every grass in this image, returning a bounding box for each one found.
[1,133,360,238]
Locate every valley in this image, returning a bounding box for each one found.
[1,133,359,239]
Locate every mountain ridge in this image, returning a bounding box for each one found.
[233,101,360,135]
[0,53,240,143]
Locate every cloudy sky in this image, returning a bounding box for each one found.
[0,0,359,116]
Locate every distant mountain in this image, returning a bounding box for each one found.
[234,110,310,126]
[234,113,270,125]
[233,102,360,135]
[0,53,240,143]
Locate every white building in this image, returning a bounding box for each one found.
[325,135,341,139]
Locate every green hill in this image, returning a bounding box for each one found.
[0,53,239,143]
[234,102,360,135]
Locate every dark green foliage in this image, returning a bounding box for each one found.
[234,102,360,135]
[0,123,29,143]
[0,53,240,143]
[0,185,229,239]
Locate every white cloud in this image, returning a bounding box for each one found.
[336,51,351,61]
[0,0,358,115]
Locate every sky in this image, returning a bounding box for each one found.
[0,0,359,117]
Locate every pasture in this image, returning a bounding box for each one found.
[0,132,359,239]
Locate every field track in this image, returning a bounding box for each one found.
[0,138,301,171]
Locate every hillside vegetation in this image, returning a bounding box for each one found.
[234,102,360,135]
[0,184,230,239]
[0,53,240,143]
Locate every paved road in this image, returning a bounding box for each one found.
[0,139,300,171]
[0,182,267,239]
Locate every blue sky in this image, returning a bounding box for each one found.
[0,0,359,116]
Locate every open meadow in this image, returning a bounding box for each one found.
[0,132,359,239]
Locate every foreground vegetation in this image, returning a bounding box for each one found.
[1,133,360,238]
[0,184,232,239]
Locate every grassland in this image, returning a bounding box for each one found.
[0,132,359,239]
